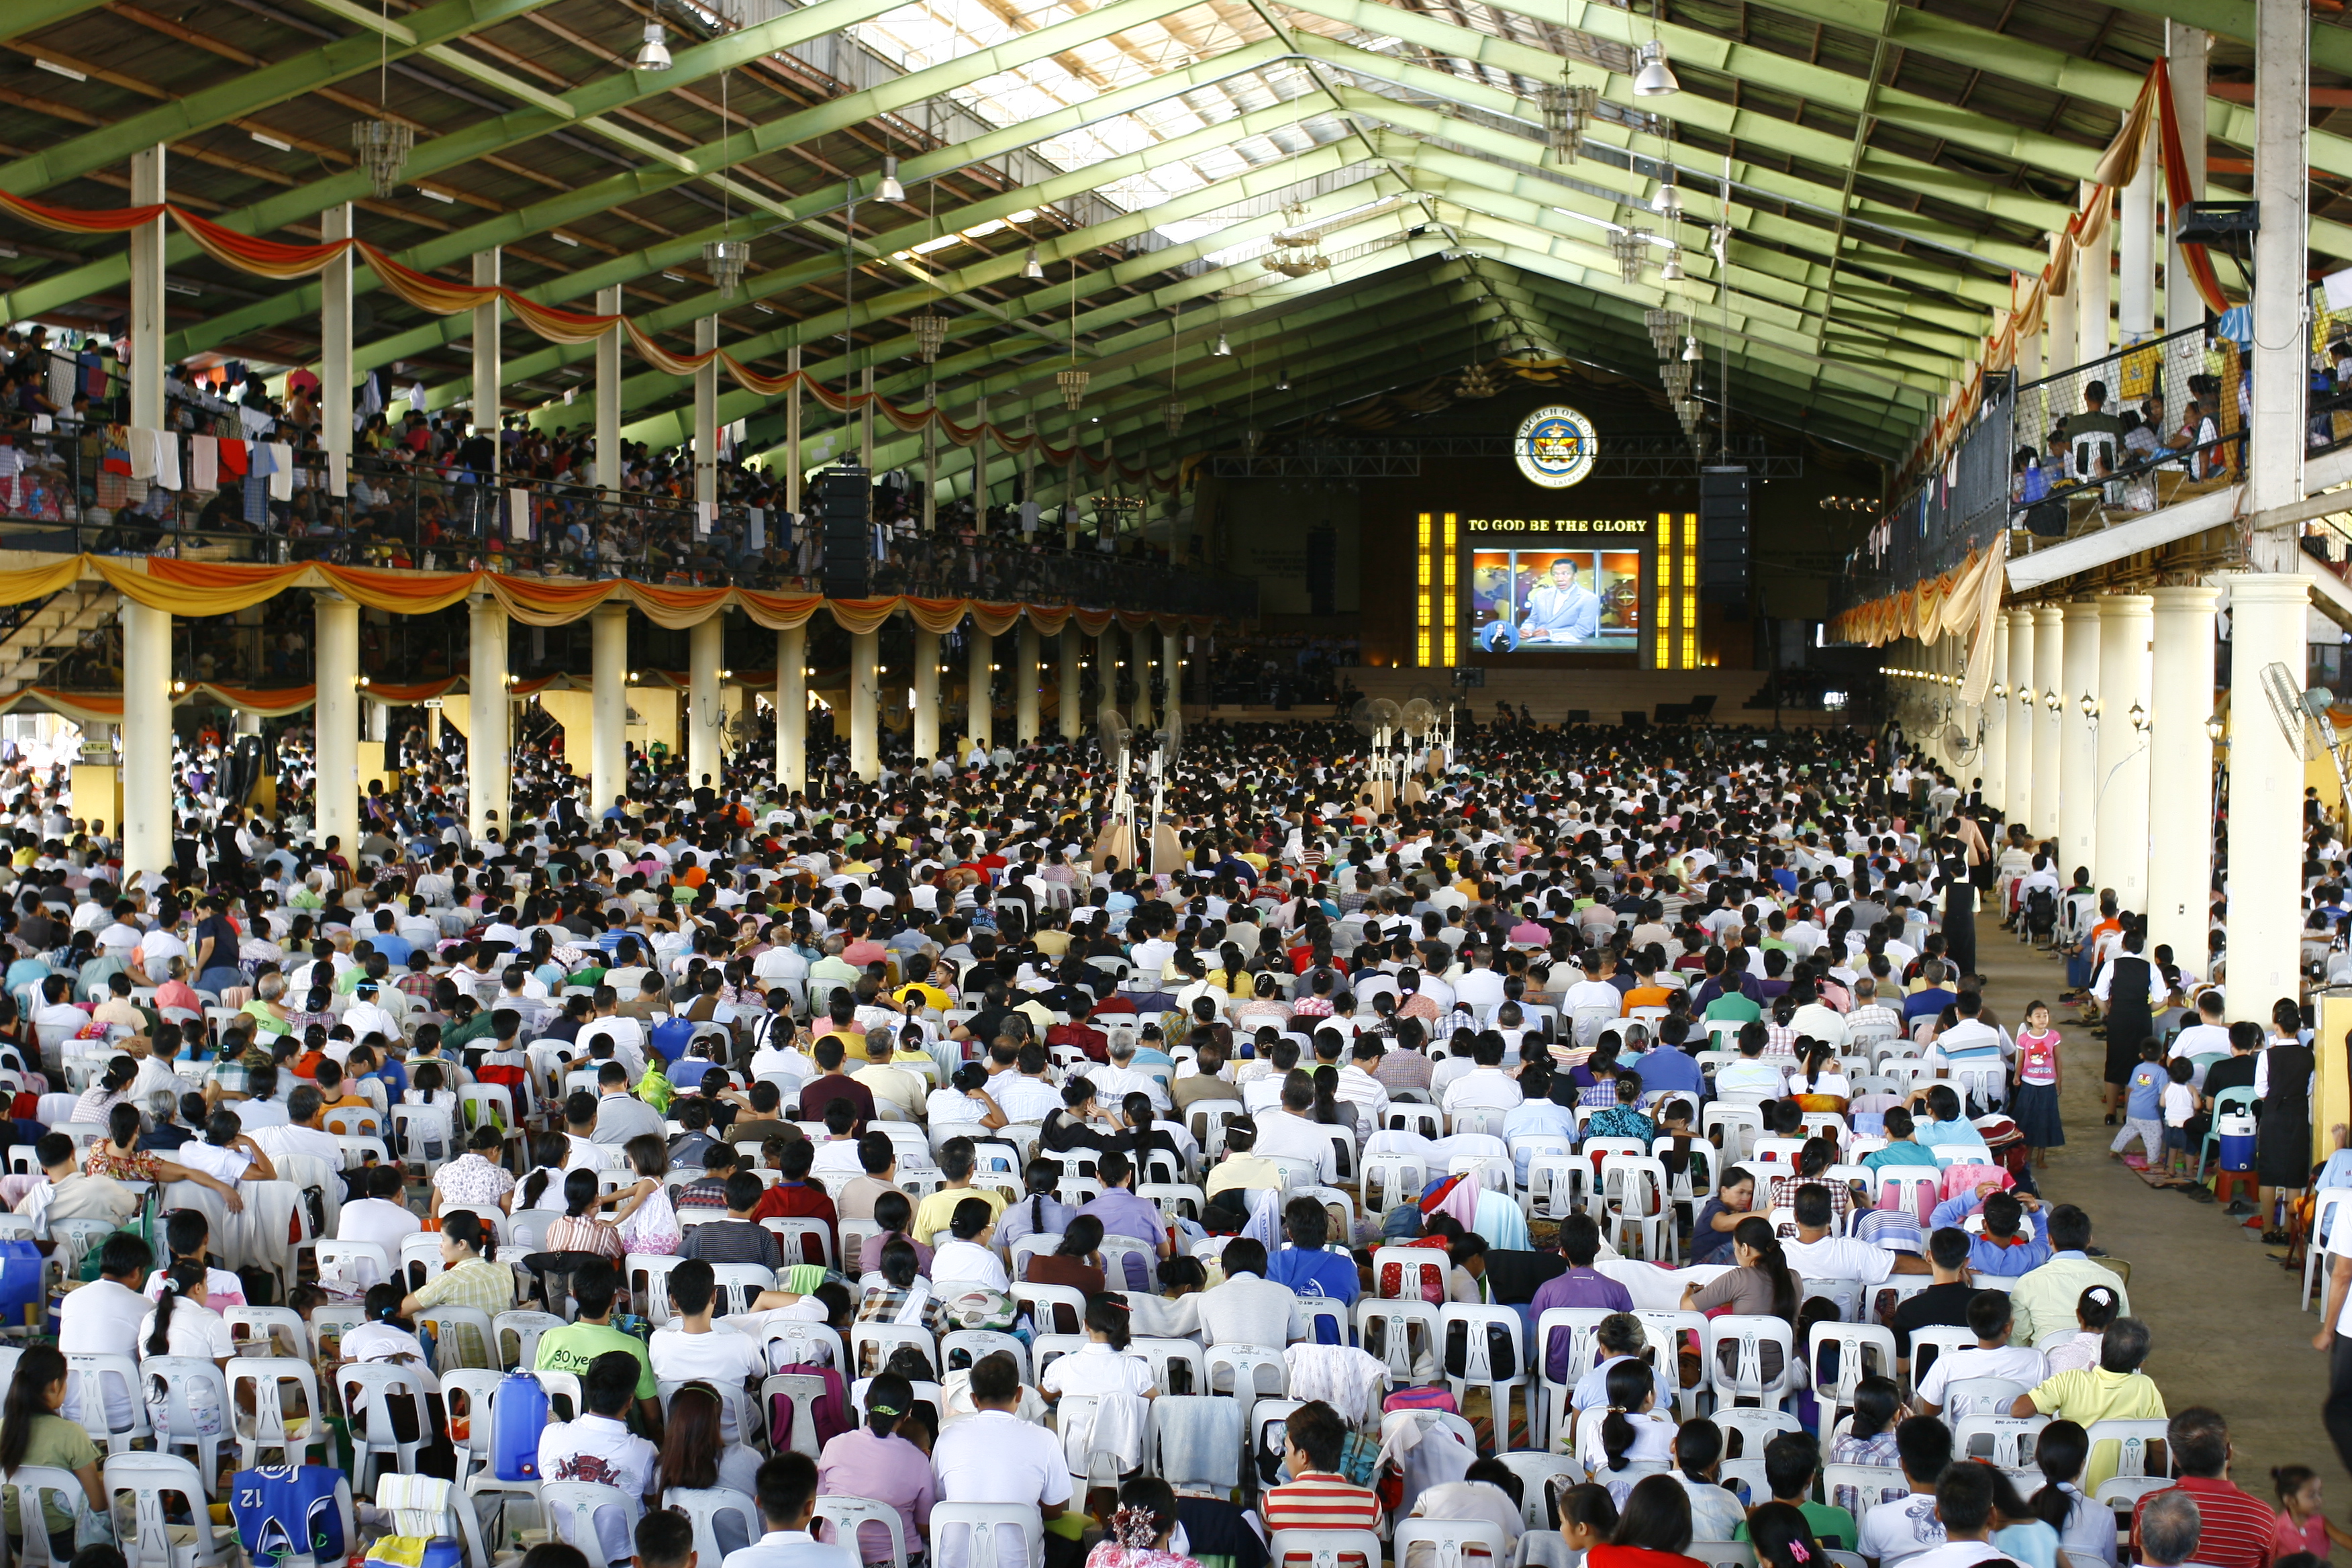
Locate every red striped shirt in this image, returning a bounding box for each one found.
[1264,1473,1383,1535]
[2134,1479,2276,1568]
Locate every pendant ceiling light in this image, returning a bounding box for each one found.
[1212,332,1232,356]
[877,155,905,203]
[1024,246,1044,280]
[634,22,673,70]
[1633,39,1678,96]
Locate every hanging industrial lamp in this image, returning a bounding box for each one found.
[877,155,905,202]
[634,22,673,70]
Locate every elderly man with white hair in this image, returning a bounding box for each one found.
[1089,1029,1170,1113]
[2138,1487,2214,1568]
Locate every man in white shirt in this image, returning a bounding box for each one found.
[1896,1465,2012,1568]
[335,1163,422,1285]
[1912,1291,2049,1420]
[1194,1236,1307,1354]
[1440,1037,1524,1114]
[1087,1033,1170,1114]
[1561,954,1625,1021]
[2168,989,2231,1062]
[717,1452,839,1568]
[1453,950,1507,1013]
[647,1259,770,1442]
[930,1352,1071,1568]
[58,1230,152,1432]
[341,983,401,1050]
[538,1350,660,1565]
[1334,1040,1391,1125]
[1781,1184,1929,1283]
[248,1086,344,1169]
[1252,1078,1342,1184]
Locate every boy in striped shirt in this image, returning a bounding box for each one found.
[1261,1401,1381,1557]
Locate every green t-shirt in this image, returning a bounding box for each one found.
[0,1412,97,1534]
[534,1322,656,1400]
[1703,992,1763,1024]
[1736,1500,1857,1552]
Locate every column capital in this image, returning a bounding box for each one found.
[2150,583,2222,613]
[2094,593,2154,620]
[2062,598,2103,622]
[2221,572,2313,605]
[2032,603,2065,625]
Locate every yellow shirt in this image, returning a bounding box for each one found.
[912,1183,1010,1246]
[2026,1368,2166,1489]
[896,983,953,1012]
[823,1026,875,1064]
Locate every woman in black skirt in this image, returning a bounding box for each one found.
[2257,997,2316,1242]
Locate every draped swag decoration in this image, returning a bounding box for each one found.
[1825,532,2009,658]
[28,555,1212,637]
[0,195,1183,491]
[1900,58,2227,484]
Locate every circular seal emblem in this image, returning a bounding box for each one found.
[1514,404,1597,489]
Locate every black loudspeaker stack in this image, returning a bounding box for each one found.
[1698,467,1751,605]
[818,463,871,597]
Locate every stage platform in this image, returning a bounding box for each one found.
[1183,667,1845,727]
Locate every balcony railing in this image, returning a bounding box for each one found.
[0,407,1255,620]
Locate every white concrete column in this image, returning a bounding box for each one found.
[966,628,993,754]
[467,595,509,840]
[783,346,803,517]
[913,628,940,763]
[694,316,719,515]
[119,597,171,885]
[1059,626,1082,742]
[321,204,352,467]
[128,147,165,434]
[591,603,628,813]
[1017,622,1041,746]
[2224,574,2312,1016]
[2059,602,2102,882]
[2148,585,2221,967]
[2167,25,2210,338]
[1983,615,2009,815]
[2120,140,2157,344]
[849,629,879,781]
[776,624,807,792]
[2249,0,2308,540]
[2005,607,2037,833]
[2094,594,2153,910]
[313,592,359,854]
[2077,182,2112,368]
[471,251,501,483]
[689,614,724,793]
[595,285,622,491]
[2031,604,2065,849]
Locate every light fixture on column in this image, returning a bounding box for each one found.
[2206,714,2226,742]
[2079,691,2098,719]
[1633,38,1679,96]
[1024,247,1045,280]
[1991,683,2006,701]
[2130,701,2148,733]
[877,155,905,203]
[2045,689,2061,712]
[633,21,673,70]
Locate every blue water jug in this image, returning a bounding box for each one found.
[2219,1112,2258,1173]
[0,1240,43,1334]
[491,1369,548,1481]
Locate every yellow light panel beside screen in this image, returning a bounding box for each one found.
[1654,510,1673,669]
[1680,511,1699,669]
[1441,513,1458,666]
[1416,513,1433,667]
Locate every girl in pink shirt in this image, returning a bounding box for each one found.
[2273,1466,2352,1560]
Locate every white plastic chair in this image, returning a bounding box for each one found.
[930,1502,1046,1568]
[1,1465,87,1565]
[226,1356,332,1468]
[1906,1326,1978,1393]
[1268,1531,1383,1568]
[541,1480,651,1567]
[1364,1151,1429,1213]
[1599,1154,1674,1262]
[1374,1245,1447,1304]
[811,1493,908,1568]
[1808,1322,1898,1442]
[338,1361,430,1492]
[2085,1418,2174,1479]
[494,1308,567,1370]
[60,1349,148,1454]
[1439,1304,1528,1447]
[1955,1413,2050,1468]
[221,1306,310,1361]
[438,1367,503,1483]
[1357,1297,1440,1384]
[105,1451,242,1568]
[139,1356,231,1482]
[1393,1518,1513,1568]
[1704,1314,1795,1412]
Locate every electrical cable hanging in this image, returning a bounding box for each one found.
[1057,260,1088,409]
[909,104,946,363]
[1162,307,1185,436]
[701,69,749,298]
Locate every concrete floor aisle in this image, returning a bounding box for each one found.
[1970,916,2339,1482]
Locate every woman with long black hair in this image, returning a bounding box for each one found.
[0,1346,104,1563]
[1680,1215,1800,1383]
[660,1383,765,1555]
[814,1371,935,1563]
